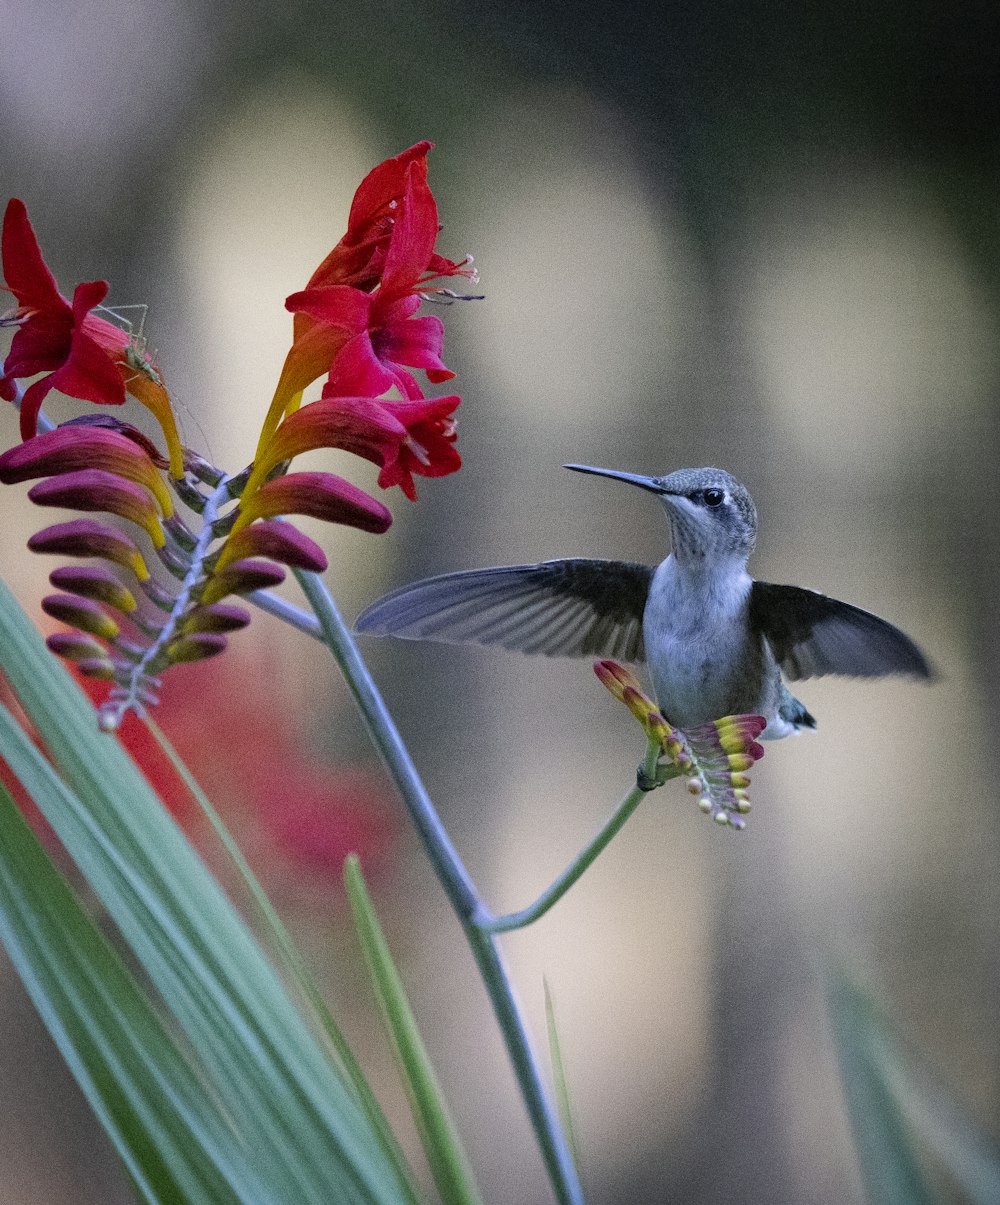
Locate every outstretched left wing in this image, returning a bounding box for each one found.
[355,558,654,660]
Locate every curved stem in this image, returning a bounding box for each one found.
[293,568,584,1205]
[484,739,670,934]
[247,588,323,640]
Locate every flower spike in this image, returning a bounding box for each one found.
[2,142,473,727]
[594,660,766,829]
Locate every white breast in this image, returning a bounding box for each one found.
[643,555,756,728]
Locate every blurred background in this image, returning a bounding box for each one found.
[0,1,998,1201]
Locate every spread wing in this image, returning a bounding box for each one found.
[355,559,654,660]
[750,581,932,681]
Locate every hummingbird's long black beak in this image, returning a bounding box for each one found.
[563,464,665,494]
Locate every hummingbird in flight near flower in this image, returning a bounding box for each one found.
[355,465,932,742]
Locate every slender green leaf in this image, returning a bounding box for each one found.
[345,855,484,1205]
[0,578,411,1203]
[831,974,1000,1205]
[902,1072,1000,1205]
[143,714,422,1205]
[543,979,580,1175]
[0,782,263,1203]
[828,976,936,1205]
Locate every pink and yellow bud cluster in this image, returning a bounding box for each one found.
[594,660,766,829]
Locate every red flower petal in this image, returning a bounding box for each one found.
[285,283,371,329]
[1,199,63,312]
[379,160,440,295]
[17,375,58,441]
[325,329,398,399]
[48,281,127,408]
[377,312,453,380]
[3,311,72,383]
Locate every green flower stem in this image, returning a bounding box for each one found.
[483,739,670,934]
[294,567,584,1205]
[248,589,323,640]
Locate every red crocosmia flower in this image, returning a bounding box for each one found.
[306,141,436,294]
[1,200,127,439]
[370,394,461,500]
[303,140,475,297]
[0,200,184,475]
[253,389,462,502]
[297,161,457,402]
[257,147,471,457]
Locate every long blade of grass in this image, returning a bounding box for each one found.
[0,577,412,1203]
[543,979,580,1175]
[0,781,266,1203]
[345,855,485,1205]
[831,973,1000,1205]
[828,975,936,1205]
[143,713,422,1205]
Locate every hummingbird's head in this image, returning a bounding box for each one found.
[564,463,758,563]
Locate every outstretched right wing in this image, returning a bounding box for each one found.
[750,581,933,681]
[355,558,654,661]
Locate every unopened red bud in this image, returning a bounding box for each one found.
[165,633,228,663]
[199,558,286,606]
[46,631,108,661]
[182,603,252,633]
[28,519,150,580]
[41,593,120,640]
[223,519,328,572]
[242,471,392,534]
[28,470,165,547]
[48,565,137,612]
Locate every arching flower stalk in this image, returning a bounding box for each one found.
[0,143,475,731]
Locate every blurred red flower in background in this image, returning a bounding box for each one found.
[0,657,398,890]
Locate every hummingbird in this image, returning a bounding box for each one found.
[355,466,932,749]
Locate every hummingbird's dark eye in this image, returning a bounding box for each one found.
[703,488,725,507]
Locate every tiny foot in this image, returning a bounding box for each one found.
[636,764,660,792]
